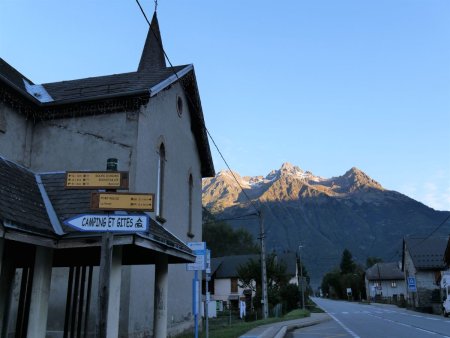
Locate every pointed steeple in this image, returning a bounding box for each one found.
[138,13,166,72]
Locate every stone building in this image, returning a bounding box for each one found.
[402,236,448,313]
[0,13,214,337]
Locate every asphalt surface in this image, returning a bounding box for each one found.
[239,312,330,338]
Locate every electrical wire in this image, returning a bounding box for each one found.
[407,214,450,250]
[205,128,261,214]
[134,0,261,215]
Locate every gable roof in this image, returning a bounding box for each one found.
[0,156,194,264]
[212,254,259,278]
[366,262,404,281]
[0,13,214,177]
[403,235,448,270]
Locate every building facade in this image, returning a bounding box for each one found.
[0,13,214,337]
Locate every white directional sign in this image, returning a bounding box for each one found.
[187,242,207,271]
[64,214,149,232]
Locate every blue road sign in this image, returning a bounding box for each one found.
[407,276,417,292]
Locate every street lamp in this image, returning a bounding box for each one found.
[298,245,305,309]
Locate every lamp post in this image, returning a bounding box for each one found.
[298,245,305,310]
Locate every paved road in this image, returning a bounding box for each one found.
[287,297,450,338]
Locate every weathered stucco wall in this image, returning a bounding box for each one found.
[126,82,203,336]
[30,111,138,172]
[17,81,204,336]
[0,103,32,166]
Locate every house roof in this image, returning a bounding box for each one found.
[403,235,448,270]
[0,156,194,265]
[0,13,214,178]
[212,254,259,278]
[365,262,404,281]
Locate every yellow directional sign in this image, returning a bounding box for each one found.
[91,192,154,211]
[65,171,129,189]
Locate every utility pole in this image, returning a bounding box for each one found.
[258,210,269,319]
[298,245,305,309]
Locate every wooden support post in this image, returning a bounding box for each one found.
[97,232,113,338]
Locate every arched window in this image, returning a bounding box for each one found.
[187,174,194,238]
[156,143,166,221]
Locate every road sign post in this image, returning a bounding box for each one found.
[187,242,207,338]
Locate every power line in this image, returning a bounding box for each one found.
[408,214,450,250]
[205,128,260,214]
[134,0,260,216]
[135,0,178,73]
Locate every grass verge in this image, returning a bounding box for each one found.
[174,309,310,338]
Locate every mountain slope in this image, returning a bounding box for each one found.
[202,163,450,287]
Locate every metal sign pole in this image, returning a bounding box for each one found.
[194,270,199,338]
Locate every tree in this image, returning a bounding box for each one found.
[202,215,259,257]
[279,284,300,312]
[237,252,290,309]
[340,248,356,274]
[321,269,341,298]
[321,249,367,300]
[366,256,383,269]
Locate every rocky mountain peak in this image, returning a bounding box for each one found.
[341,167,384,191]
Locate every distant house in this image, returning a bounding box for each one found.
[402,236,448,313]
[0,13,214,337]
[365,262,406,303]
[208,253,297,310]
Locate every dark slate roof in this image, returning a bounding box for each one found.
[0,157,192,259]
[42,67,185,102]
[404,236,448,270]
[212,254,259,278]
[0,58,34,95]
[0,157,53,236]
[366,262,404,281]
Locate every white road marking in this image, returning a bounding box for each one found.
[327,313,361,338]
[366,313,450,337]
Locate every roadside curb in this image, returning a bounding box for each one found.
[240,313,330,338]
[276,315,331,337]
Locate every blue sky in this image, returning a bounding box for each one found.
[1,0,449,211]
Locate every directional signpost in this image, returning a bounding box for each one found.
[64,214,149,232]
[65,171,129,189]
[64,161,157,338]
[90,192,154,211]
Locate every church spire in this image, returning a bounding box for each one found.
[138,12,166,72]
